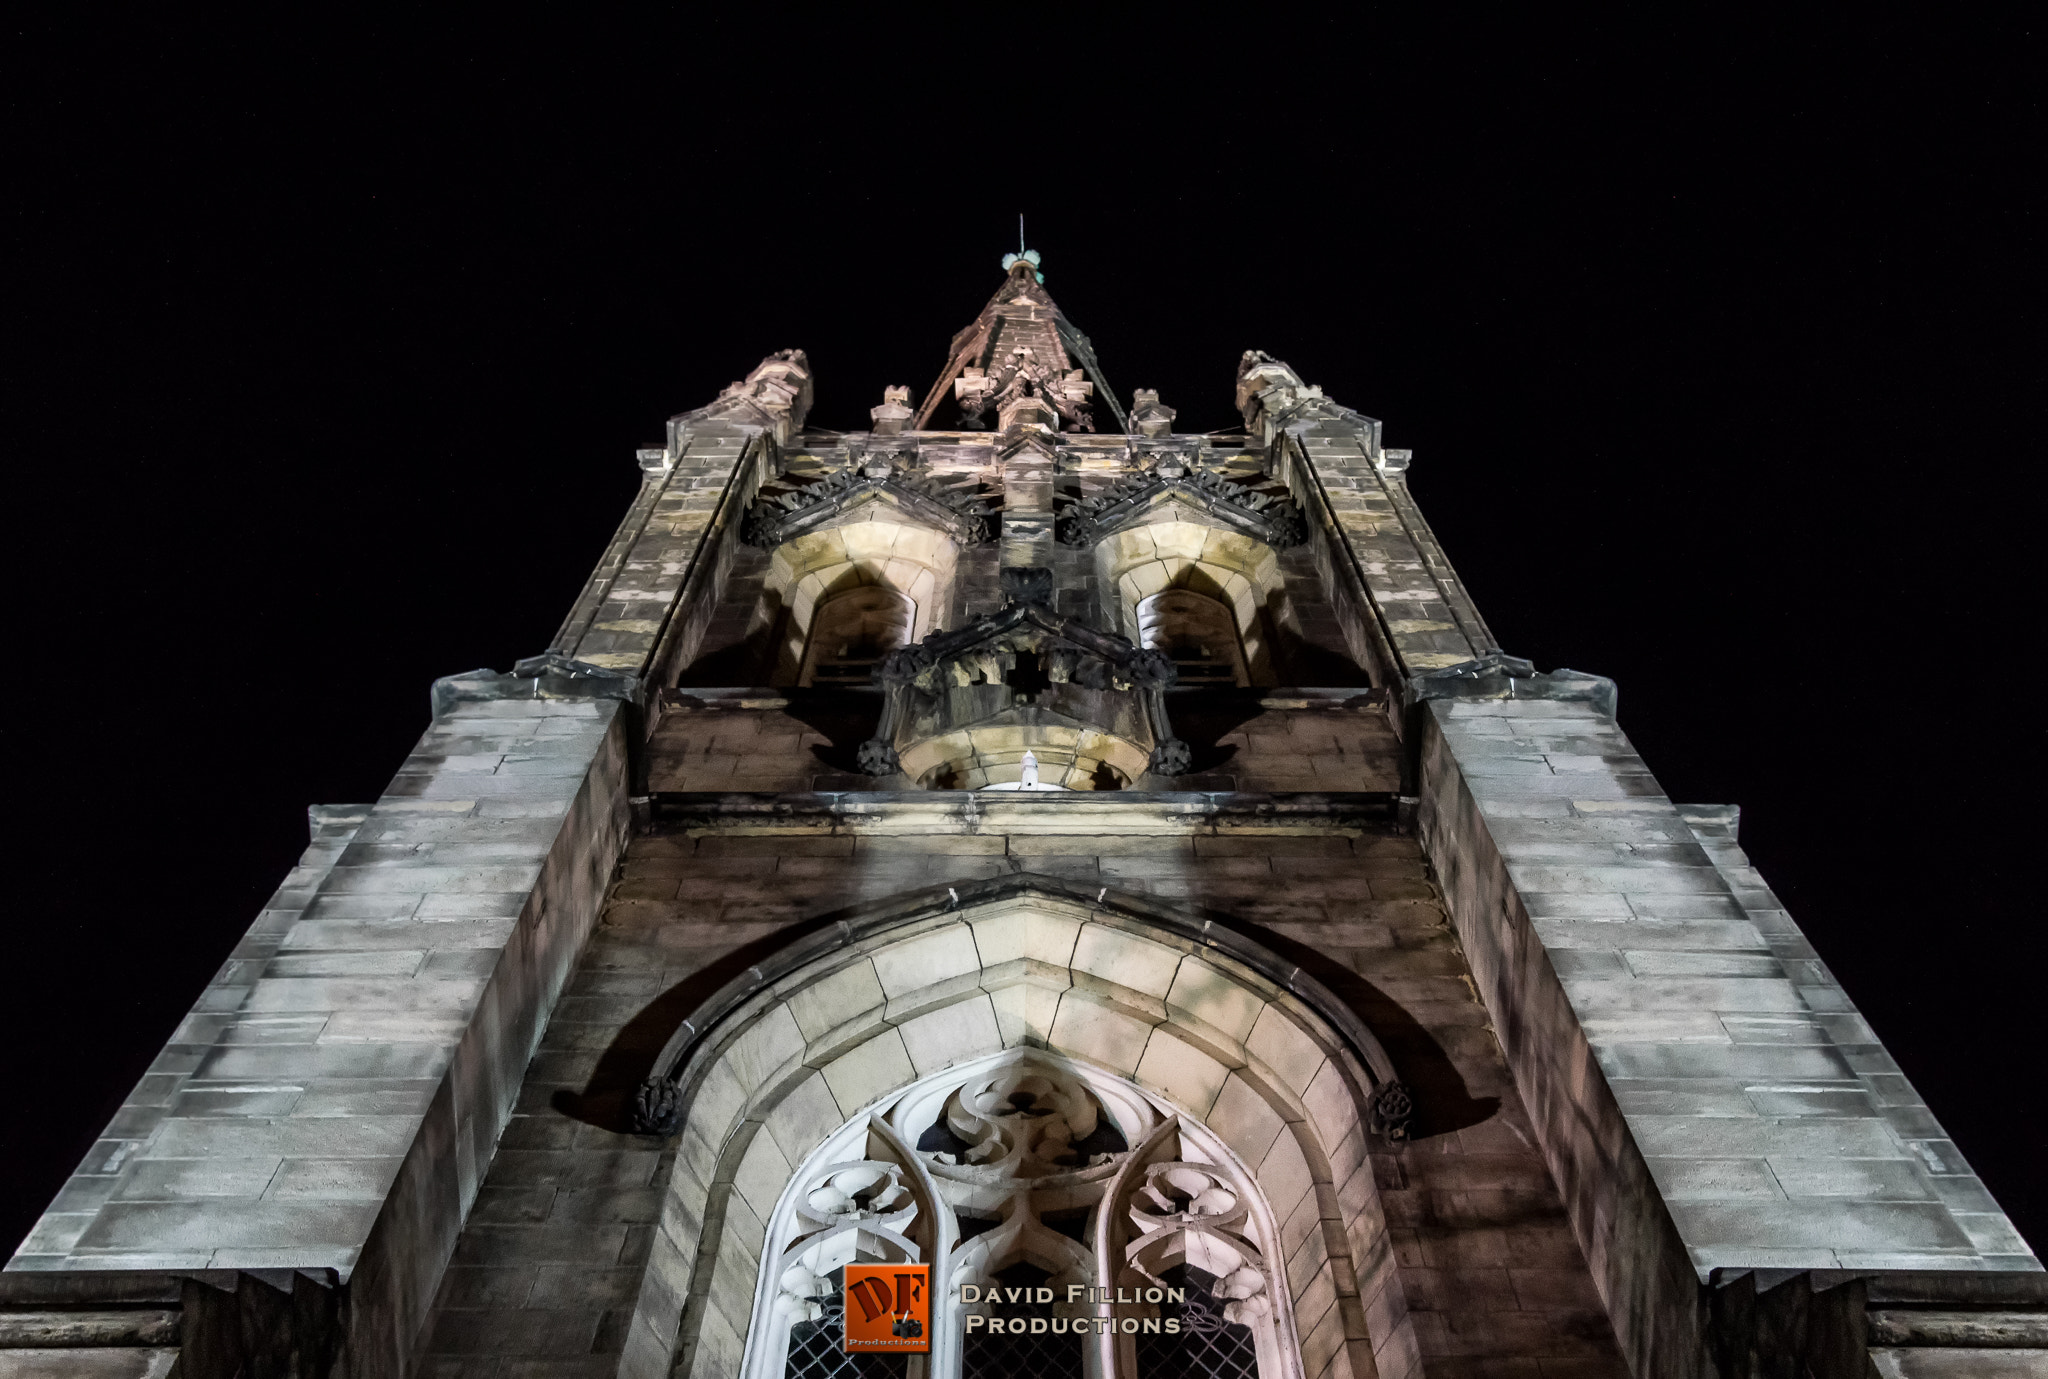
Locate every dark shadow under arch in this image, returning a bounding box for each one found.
[555,869,1489,1141]
[1231,920,1499,1140]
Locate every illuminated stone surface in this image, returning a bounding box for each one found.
[4,261,2040,1379]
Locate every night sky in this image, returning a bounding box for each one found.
[6,14,2042,1258]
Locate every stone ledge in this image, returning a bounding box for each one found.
[7,701,634,1379]
[641,790,1409,835]
[1418,697,2041,1379]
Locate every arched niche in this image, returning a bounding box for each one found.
[766,518,957,684]
[799,586,916,687]
[1094,522,1281,686]
[901,723,1148,792]
[1136,589,1250,688]
[616,882,1417,1379]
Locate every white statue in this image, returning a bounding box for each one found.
[981,748,1064,790]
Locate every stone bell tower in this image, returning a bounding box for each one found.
[5,251,2041,1379]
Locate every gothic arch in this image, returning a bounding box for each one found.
[765,517,957,683]
[1136,588,1250,688]
[616,879,1418,1379]
[797,585,916,687]
[741,1049,1305,1379]
[1094,521,1282,685]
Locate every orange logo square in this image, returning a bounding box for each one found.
[843,1263,930,1353]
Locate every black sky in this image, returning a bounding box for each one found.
[5,13,2042,1258]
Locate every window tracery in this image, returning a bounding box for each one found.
[763,1119,935,1379]
[741,1051,1306,1379]
[1099,1122,1285,1379]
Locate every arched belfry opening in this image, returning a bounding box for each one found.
[617,881,1417,1379]
[1136,589,1249,688]
[1093,521,1285,689]
[760,515,960,687]
[800,586,916,687]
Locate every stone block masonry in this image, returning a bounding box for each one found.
[414,797,1631,1379]
[8,697,631,1379]
[554,426,769,687]
[10,281,2038,1379]
[1275,419,1495,684]
[1416,696,2039,1379]
[641,690,1403,795]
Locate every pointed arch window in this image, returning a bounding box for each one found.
[740,1051,1306,1379]
[800,587,916,687]
[1135,590,1248,688]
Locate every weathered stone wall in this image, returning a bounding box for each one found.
[555,428,769,687]
[1415,697,2038,1379]
[1271,545,1378,687]
[8,698,631,1379]
[672,548,775,688]
[412,798,1630,1379]
[1273,420,1491,684]
[642,691,1402,796]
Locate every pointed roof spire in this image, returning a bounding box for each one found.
[912,239,1126,433]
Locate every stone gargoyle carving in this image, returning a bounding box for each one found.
[678,349,814,443]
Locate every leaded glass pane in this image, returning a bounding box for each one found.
[961,1263,1083,1379]
[783,1268,907,1379]
[1132,1264,1260,1379]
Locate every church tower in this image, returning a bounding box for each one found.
[5,254,2041,1379]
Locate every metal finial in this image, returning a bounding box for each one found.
[1001,218,1043,279]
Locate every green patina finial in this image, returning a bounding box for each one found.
[1001,214,1044,282]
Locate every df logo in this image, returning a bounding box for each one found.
[844,1264,929,1353]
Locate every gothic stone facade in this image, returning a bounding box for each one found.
[5,259,2043,1379]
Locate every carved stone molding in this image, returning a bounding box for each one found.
[857,602,1189,788]
[871,604,1175,697]
[677,348,814,443]
[629,1075,681,1136]
[1369,1079,1415,1142]
[1056,457,1308,550]
[741,1050,1311,1378]
[747,1117,944,1379]
[869,384,915,436]
[739,454,996,549]
[1128,389,1176,439]
[959,344,1097,434]
[1095,1119,1295,1377]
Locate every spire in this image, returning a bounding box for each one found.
[912,243,1127,433]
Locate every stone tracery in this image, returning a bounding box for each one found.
[626,881,1416,1379]
[742,1050,1304,1379]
